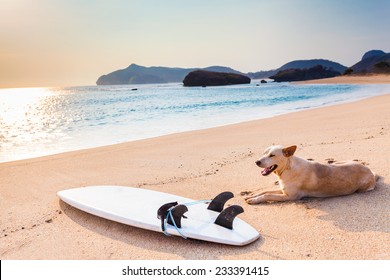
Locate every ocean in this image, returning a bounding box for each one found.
[1,82,389,163]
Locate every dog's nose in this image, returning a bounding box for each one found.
[255,160,261,167]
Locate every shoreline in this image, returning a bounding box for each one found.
[295,74,390,84]
[1,78,390,260]
[0,94,389,167]
[2,76,390,165]
[1,91,389,167]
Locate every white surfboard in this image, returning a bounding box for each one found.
[57,186,260,246]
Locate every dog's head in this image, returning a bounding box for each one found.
[255,145,297,176]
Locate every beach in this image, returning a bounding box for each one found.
[294,74,390,84]
[1,75,389,260]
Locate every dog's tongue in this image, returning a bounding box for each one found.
[261,165,278,176]
[261,166,272,176]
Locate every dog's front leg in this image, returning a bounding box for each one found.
[245,189,283,200]
[245,190,296,204]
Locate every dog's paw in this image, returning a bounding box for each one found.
[245,198,256,204]
[245,196,263,204]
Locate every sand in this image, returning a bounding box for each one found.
[1,75,389,260]
[294,74,390,84]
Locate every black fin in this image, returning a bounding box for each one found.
[157,202,178,231]
[214,205,244,230]
[167,204,188,228]
[207,191,234,212]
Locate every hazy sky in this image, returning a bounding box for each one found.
[1,0,389,88]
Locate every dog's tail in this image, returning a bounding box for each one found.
[363,172,381,192]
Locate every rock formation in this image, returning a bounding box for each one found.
[183,70,251,87]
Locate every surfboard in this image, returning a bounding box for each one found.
[57,186,260,246]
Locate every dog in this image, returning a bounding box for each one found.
[245,145,376,204]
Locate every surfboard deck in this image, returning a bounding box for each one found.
[57,186,260,246]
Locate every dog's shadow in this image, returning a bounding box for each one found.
[297,177,390,233]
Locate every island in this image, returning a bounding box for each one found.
[182,70,251,87]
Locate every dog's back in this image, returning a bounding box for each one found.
[287,158,376,198]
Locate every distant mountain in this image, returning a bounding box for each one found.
[96,64,244,85]
[278,59,347,73]
[247,70,278,79]
[202,66,243,75]
[96,58,348,85]
[361,50,386,61]
[269,65,341,82]
[248,59,347,79]
[349,50,390,74]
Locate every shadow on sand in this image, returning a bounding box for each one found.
[297,177,389,233]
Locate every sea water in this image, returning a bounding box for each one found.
[1,82,389,163]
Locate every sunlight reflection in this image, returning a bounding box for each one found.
[0,87,68,161]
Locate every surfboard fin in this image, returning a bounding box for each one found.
[157,202,178,231]
[158,202,189,231]
[207,191,234,212]
[167,204,188,228]
[214,205,244,230]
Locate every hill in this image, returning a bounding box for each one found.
[96,64,244,85]
[278,59,346,73]
[96,59,349,85]
[361,50,386,61]
[248,59,346,79]
[349,50,390,74]
[269,65,341,82]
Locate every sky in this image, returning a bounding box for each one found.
[1,0,389,88]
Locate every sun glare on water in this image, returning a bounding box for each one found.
[0,87,68,162]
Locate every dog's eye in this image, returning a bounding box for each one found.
[269,154,275,158]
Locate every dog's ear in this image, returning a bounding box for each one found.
[282,145,297,157]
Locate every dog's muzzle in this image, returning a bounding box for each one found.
[256,160,277,176]
[261,164,278,176]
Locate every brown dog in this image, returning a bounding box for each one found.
[245,145,376,204]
